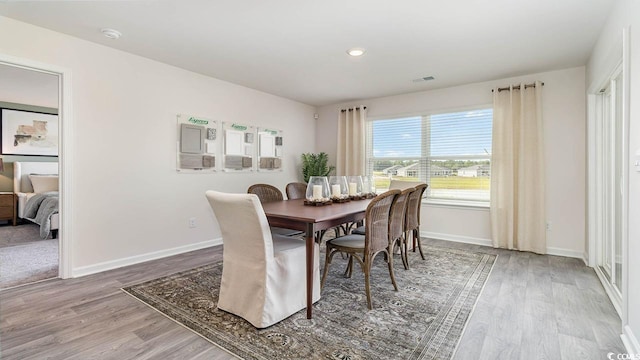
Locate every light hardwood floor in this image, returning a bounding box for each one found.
[0,239,626,359]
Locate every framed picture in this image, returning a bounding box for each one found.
[1,108,58,156]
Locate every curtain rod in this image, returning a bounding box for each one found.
[340,106,367,112]
[492,82,544,92]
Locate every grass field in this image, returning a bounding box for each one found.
[373,174,489,190]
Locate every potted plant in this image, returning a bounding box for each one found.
[301,152,335,183]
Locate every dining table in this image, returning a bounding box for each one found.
[261,198,372,319]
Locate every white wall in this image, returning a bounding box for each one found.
[587,0,640,353]
[0,16,316,272]
[316,67,586,257]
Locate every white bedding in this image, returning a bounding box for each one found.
[13,162,59,230]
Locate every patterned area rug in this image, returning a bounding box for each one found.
[123,246,495,360]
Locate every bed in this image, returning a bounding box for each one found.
[13,161,59,239]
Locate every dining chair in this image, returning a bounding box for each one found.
[321,189,400,310]
[351,188,414,270]
[404,183,428,264]
[351,187,413,269]
[248,183,285,202]
[351,179,423,236]
[248,184,303,237]
[388,187,415,270]
[285,182,307,200]
[205,190,320,328]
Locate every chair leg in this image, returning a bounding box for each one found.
[364,263,372,310]
[321,248,333,289]
[387,249,399,291]
[412,229,417,252]
[415,229,425,260]
[402,232,410,269]
[343,255,354,277]
[399,237,409,270]
[343,256,349,276]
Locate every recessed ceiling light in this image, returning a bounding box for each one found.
[101,28,122,40]
[347,48,366,57]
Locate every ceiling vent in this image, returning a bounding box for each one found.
[412,76,435,83]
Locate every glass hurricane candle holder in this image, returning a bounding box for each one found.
[328,176,349,199]
[346,175,363,197]
[362,175,376,197]
[306,176,330,202]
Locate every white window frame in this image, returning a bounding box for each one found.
[366,105,492,207]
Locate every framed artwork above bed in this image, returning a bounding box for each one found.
[1,108,59,156]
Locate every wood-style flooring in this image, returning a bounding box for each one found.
[0,238,626,359]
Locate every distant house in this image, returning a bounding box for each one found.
[396,163,419,177]
[430,164,452,177]
[457,164,490,177]
[382,165,403,175]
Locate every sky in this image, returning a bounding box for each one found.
[372,109,493,158]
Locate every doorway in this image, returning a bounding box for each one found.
[590,62,627,317]
[0,55,73,282]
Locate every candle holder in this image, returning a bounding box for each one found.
[328,176,350,202]
[304,176,332,205]
[347,175,364,200]
[362,175,377,198]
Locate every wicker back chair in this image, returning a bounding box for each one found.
[404,183,428,264]
[321,189,400,309]
[285,182,307,200]
[248,184,284,203]
[247,184,302,237]
[388,187,414,270]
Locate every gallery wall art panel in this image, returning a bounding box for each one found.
[1,108,58,156]
[176,114,217,173]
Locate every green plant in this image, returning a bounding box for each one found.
[301,152,335,183]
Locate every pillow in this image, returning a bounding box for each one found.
[29,174,59,193]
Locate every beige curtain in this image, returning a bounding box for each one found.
[337,106,366,175]
[490,81,546,253]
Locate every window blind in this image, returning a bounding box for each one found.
[368,108,493,202]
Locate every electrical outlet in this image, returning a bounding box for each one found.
[546,221,552,231]
[189,217,197,228]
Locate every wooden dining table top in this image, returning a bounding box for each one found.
[261,198,372,223]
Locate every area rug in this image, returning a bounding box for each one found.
[0,239,59,290]
[123,246,495,360]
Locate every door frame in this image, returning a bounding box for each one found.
[586,27,630,325]
[0,53,74,279]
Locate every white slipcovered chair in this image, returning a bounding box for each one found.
[205,190,321,328]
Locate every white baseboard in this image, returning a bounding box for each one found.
[545,246,584,259]
[421,231,584,259]
[421,231,492,247]
[72,238,223,277]
[622,325,640,355]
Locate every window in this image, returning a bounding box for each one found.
[366,108,493,203]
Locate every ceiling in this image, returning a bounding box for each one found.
[0,0,614,106]
[0,64,59,109]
